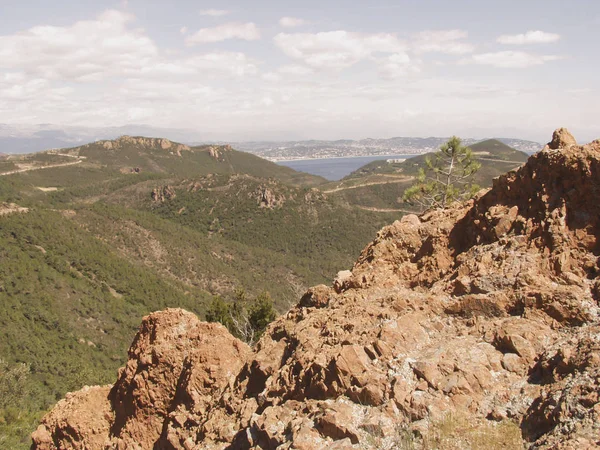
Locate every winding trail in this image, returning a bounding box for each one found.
[477,157,526,165]
[355,205,416,214]
[0,160,83,176]
[324,176,412,193]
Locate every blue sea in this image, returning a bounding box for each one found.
[277,154,415,181]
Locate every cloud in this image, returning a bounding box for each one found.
[180,26,188,34]
[412,30,474,54]
[378,53,420,79]
[497,30,560,45]
[186,22,260,44]
[199,9,230,17]
[274,31,406,69]
[279,17,307,28]
[278,64,314,75]
[0,9,157,81]
[128,52,260,78]
[465,51,562,68]
[261,72,281,82]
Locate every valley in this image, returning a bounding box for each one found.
[0,136,400,447]
[29,129,600,450]
[1,131,596,449]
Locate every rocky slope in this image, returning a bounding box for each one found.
[32,129,600,449]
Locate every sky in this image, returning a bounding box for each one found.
[0,0,598,142]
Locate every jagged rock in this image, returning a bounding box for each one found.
[32,309,250,450]
[333,270,354,293]
[547,127,577,150]
[304,188,326,204]
[299,285,333,308]
[99,136,191,155]
[33,131,600,449]
[151,185,176,203]
[31,385,113,450]
[208,145,231,161]
[256,185,284,208]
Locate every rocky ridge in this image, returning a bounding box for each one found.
[100,136,191,155]
[32,129,600,449]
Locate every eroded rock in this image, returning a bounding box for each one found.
[33,130,600,449]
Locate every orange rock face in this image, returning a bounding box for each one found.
[32,130,600,449]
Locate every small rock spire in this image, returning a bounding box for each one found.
[547,127,577,150]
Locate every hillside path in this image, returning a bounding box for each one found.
[324,176,412,193]
[355,205,416,213]
[0,160,83,176]
[477,157,526,165]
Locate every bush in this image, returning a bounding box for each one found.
[0,359,29,410]
[206,289,277,345]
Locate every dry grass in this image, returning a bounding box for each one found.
[360,412,524,450]
[423,413,524,450]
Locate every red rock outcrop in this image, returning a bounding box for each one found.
[33,130,600,449]
[33,309,250,449]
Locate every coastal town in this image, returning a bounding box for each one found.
[233,136,542,161]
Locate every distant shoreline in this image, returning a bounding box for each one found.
[273,153,420,163]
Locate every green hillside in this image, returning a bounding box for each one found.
[0,208,212,447]
[0,136,398,447]
[326,139,529,211]
[0,136,325,197]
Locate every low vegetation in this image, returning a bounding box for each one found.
[206,290,277,344]
[361,414,523,450]
[327,139,528,211]
[403,136,481,210]
[0,137,398,447]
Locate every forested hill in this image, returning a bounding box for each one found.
[0,136,398,448]
[321,139,530,211]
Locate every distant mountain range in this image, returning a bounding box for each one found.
[0,123,208,154]
[232,137,543,160]
[0,123,542,157]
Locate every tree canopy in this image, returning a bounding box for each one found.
[403,136,481,210]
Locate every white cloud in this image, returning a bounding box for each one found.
[129,52,259,78]
[261,96,274,106]
[378,53,420,79]
[186,22,260,44]
[180,26,188,34]
[186,53,259,76]
[412,30,474,54]
[0,9,157,82]
[262,72,282,82]
[0,9,258,82]
[566,88,592,95]
[497,30,560,45]
[278,64,314,75]
[466,51,562,68]
[274,31,405,69]
[199,9,230,17]
[279,17,307,28]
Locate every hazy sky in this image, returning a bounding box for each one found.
[0,0,598,141]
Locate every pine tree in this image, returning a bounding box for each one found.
[403,136,481,210]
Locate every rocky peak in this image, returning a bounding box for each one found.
[546,127,577,150]
[32,309,250,450]
[32,130,600,449]
[208,145,232,161]
[100,136,191,155]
